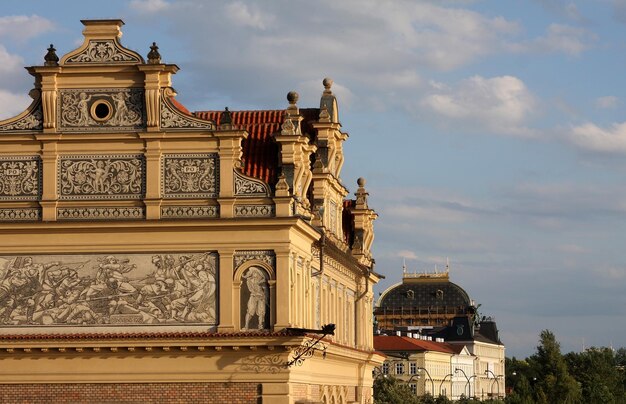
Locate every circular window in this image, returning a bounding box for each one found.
[90,99,113,122]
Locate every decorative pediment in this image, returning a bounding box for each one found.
[0,95,43,133]
[63,39,143,65]
[234,169,271,197]
[59,20,144,66]
[160,88,216,131]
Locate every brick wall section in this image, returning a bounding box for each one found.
[0,382,261,404]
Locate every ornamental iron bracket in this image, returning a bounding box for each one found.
[285,323,335,367]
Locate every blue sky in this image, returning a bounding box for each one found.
[1,0,626,357]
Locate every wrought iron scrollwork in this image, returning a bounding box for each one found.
[286,323,335,367]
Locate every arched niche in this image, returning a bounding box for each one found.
[233,260,275,331]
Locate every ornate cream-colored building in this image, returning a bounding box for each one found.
[375,268,505,400]
[0,20,382,403]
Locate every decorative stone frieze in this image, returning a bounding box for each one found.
[64,40,142,64]
[0,252,217,329]
[57,207,145,220]
[160,205,218,219]
[234,170,270,197]
[234,204,274,218]
[58,88,145,131]
[234,250,276,271]
[0,156,41,200]
[162,154,218,198]
[58,155,144,200]
[0,208,41,222]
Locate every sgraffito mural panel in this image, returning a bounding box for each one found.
[58,155,144,200]
[0,252,217,330]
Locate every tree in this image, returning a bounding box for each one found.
[527,330,581,403]
[373,376,421,404]
[565,347,626,403]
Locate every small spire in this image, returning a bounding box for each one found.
[44,44,59,66]
[287,90,298,105]
[323,77,333,94]
[355,177,368,208]
[446,257,450,272]
[147,42,161,64]
[402,258,407,274]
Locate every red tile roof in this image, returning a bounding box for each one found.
[169,97,192,115]
[195,108,320,186]
[374,335,457,354]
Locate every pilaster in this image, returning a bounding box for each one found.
[218,249,235,332]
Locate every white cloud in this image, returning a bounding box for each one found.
[329,1,520,70]
[0,15,54,41]
[569,121,626,153]
[225,2,275,30]
[421,75,537,136]
[0,89,31,120]
[535,0,585,22]
[397,250,419,260]
[510,23,594,56]
[129,0,170,13]
[594,96,619,109]
[0,45,24,75]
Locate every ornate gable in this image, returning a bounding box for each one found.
[60,20,144,65]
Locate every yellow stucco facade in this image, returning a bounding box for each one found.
[0,20,382,403]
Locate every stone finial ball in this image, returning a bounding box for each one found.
[287,91,299,104]
[323,77,333,89]
[357,177,366,187]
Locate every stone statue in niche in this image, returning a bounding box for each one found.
[241,266,270,330]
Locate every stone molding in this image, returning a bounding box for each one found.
[57,207,145,220]
[234,204,274,218]
[160,205,218,219]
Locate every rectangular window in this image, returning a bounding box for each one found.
[395,363,404,375]
[409,384,417,394]
[410,363,417,375]
[382,363,389,375]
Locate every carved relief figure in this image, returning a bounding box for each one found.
[0,253,217,327]
[60,156,143,199]
[242,266,269,330]
[76,92,89,126]
[60,89,144,130]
